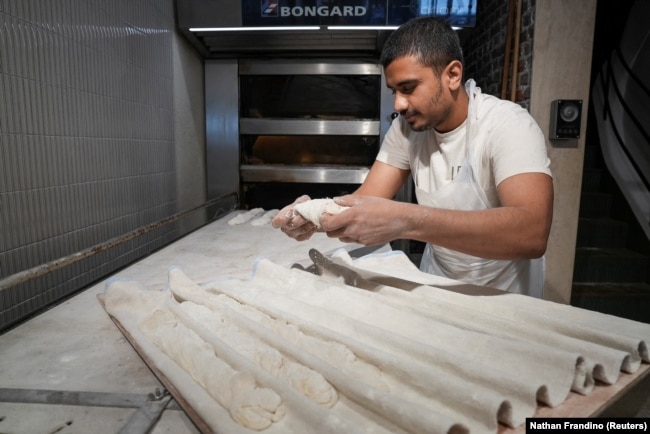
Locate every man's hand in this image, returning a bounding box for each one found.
[319,195,407,246]
[271,195,319,241]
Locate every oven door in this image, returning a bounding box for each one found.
[204,58,398,208]
[238,59,385,208]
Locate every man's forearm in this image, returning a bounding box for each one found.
[402,204,550,260]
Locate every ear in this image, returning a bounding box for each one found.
[444,60,463,91]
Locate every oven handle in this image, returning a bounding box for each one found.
[240,118,380,136]
[240,165,369,184]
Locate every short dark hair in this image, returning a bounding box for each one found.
[380,16,464,76]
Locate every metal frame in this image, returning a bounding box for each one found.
[240,165,370,184]
[239,59,382,75]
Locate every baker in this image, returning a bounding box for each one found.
[272,16,553,297]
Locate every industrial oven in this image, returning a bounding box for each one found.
[176,0,408,212]
[209,58,397,210]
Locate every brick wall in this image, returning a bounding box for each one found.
[462,0,536,110]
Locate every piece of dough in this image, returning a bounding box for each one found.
[293,199,349,228]
[251,209,279,226]
[228,208,265,226]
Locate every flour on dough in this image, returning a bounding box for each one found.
[139,308,285,430]
[293,199,349,228]
[251,209,279,226]
[180,301,338,408]
[228,208,265,226]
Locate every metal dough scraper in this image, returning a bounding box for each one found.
[306,248,505,296]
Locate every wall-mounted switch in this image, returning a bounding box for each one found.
[550,99,582,140]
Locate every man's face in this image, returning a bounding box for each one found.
[384,55,454,132]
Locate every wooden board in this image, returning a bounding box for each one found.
[100,295,650,434]
[499,364,650,433]
[98,294,213,434]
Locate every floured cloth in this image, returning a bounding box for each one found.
[102,250,650,434]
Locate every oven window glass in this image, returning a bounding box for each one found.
[244,183,361,210]
[241,135,378,166]
[240,75,380,119]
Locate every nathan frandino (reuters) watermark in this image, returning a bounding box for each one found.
[526,418,649,433]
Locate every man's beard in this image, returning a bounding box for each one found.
[405,81,449,132]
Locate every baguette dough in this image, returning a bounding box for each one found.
[168,266,387,393]
[139,308,285,430]
[293,199,349,228]
[178,301,338,408]
[102,232,650,434]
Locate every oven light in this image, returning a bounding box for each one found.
[189,26,321,32]
[327,25,460,31]
[190,25,459,32]
[327,26,399,30]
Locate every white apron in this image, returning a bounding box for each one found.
[417,80,544,297]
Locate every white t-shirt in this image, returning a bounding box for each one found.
[377,90,552,206]
[377,84,552,296]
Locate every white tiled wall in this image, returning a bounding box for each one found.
[0,0,185,329]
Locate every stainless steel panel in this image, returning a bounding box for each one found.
[186,31,388,57]
[239,59,381,75]
[241,165,369,184]
[205,60,240,200]
[176,0,242,29]
[175,0,393,57]
[240,119,380,135]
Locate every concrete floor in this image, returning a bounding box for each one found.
[0,275,199,434]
